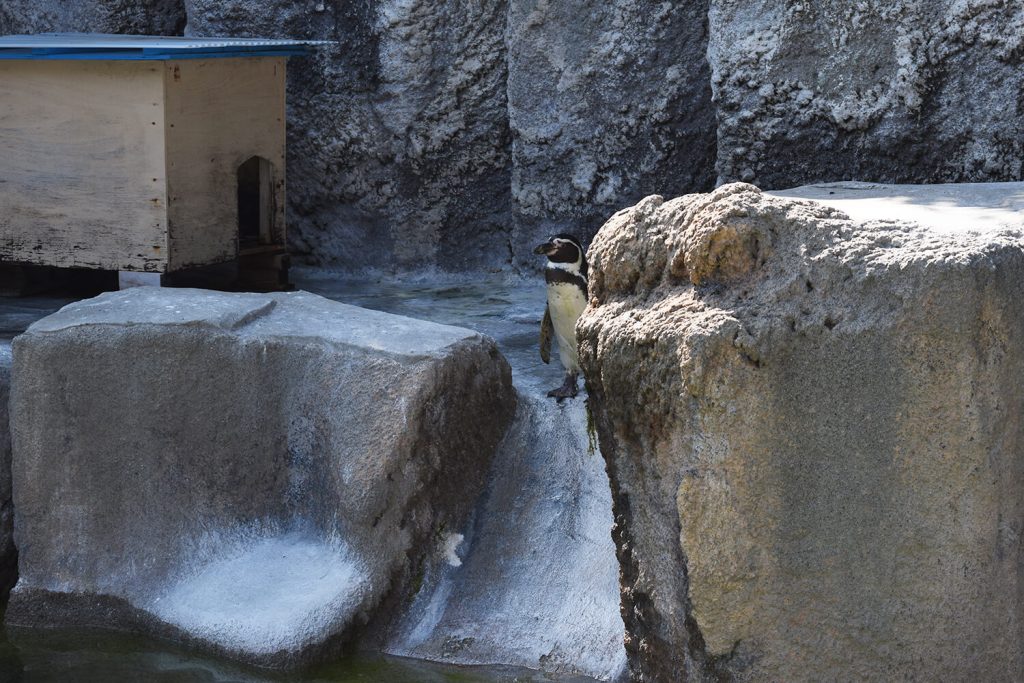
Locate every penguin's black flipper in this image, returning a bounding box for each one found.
[540,304,553,364]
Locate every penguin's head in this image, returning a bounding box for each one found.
[533,234,585,266]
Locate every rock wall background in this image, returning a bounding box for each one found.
[0,0,185,35]
[1,1,1022,270]
[185,0,513,272]
[708,0,1024,188]
[506,0,716,269]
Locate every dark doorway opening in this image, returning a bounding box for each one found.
[237,156,274,249]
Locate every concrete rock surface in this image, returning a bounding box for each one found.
[6,288,515,668]
[709,0,1024,188]
[578,182,1024,681]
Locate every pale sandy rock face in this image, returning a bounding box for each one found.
[6,288,515,668]
[579,182,1024,681]
[709,1,1024,188]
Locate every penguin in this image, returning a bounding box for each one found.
[534,234,588,401]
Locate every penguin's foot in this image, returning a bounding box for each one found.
[547,374,579,402]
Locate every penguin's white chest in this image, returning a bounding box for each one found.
[546,281,587,373]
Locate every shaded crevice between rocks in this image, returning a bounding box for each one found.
[593,399,737,681]
[155,0,187,36]
[365,339,517,630]
[357,381,626,680]
[583,370,684,682]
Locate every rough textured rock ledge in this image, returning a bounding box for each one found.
[6,288,515,668]
[578,182,1024,681]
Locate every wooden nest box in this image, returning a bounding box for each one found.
[0,33,324,291]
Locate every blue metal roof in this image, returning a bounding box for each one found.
[0,33,330,60]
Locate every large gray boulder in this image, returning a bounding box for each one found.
[6,288,515,668]
[709,1,1024,188]
[506,0,716,268]
[578,182,1024,681]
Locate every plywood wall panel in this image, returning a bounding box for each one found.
[0,60,169,271]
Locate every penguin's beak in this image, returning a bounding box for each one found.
[534,241,554,256]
